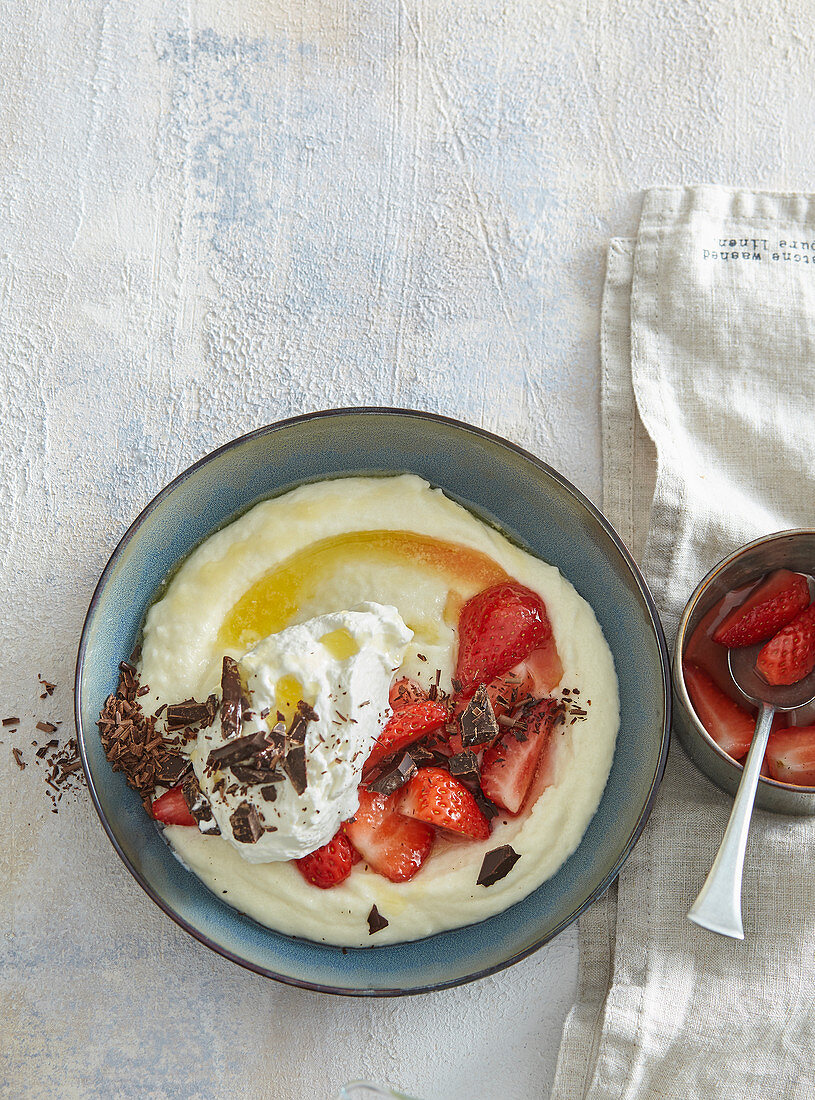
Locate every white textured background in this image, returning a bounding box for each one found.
[2,2,814,1097]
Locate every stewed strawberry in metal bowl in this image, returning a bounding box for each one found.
[674,530,815,814]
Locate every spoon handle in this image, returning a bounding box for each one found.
[687,701,774,939]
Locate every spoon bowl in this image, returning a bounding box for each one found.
[728,645,815,712]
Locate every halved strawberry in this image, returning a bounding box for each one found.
[455,582,554,693]
[151,785,197,826]
[399,766,490,840]
[480,698,558,814]
[756,603,815,686]
[683,661,754,760]
[343,788,434,882]
[365,699,449,770]
[765,726,815,786]
[295,830,361,889]
[514,638,564,695]
[712,570,810,648]
[389,677,428,710]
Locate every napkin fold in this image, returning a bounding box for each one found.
[553,187,815,1100]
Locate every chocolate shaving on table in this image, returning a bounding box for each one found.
[38,674,56,698]
[220,656,243,740]
[12,747,25,769]
[460,683,499,747]
[477,844,521,887]
[36,721,58,734]
[367,904,389,936]
[230,801,264,844]
[367,752,418,796]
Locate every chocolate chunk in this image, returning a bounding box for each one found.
[154,752,192,785]
[367,752,418,796]
[220,656,243,739]
[460,684,499,747]
[296,699,319,724]
[231,764,284,785]
[36,721,58,734]
[447,750,479,783]
[181,772,218,831]
[230,801,264,844]
[477,844,521,887]
[407,740,449,768]
[367,904,389,935]
[2,717,19,727]
[207,729,271,768]
[260,784,278,802]
[166,698,214,732]
[283,742,307,796]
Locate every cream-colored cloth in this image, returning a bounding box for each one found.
[553,187,815,1099]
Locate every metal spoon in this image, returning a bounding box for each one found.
[687,647,815,939]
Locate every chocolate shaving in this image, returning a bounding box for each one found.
[181,773,220,834]
[367,752,417,796]
[477,844,521,887]
[12,747,25,769]
[460,684,499,747]
[231,764,284,785]
[367,904,389,935]
[38,675,56,698]
[220,656,243,740]
[230,801,264,844]
[3,717,19,727]
[98,664,168,798]
[36,721,58,734]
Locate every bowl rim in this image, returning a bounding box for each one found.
[674,527,815,797]
[75,405,671,996]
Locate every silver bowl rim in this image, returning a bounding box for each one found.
[674,527,815,796]
[74,405,672,996]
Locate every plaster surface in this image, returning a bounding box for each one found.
[2,1,814,1097]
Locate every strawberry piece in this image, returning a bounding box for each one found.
[481,698,558,814]
[756,603,815,686]
[514,638,564,696]
[765,726,815,786]
[399,766,490,840]
[389,677,428,710]
[151,785,197,826]
[455,582,554,693]
[344,788,434,882]
[683,661,754,760]
[365,699,448,770]
[712,569,810,647]
[295,830,360,889]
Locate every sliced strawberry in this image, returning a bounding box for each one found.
[365,699,449,770]
[295,830,360,889]
[756,603,815,686]
[455,581,554,693]
[399,766,490,840]
[683,661,754,760]
[480,698,558,814]
[343,788,434,882]
[514,638,564,695]
[151,785,197,826]
[765,726,815,786]
[389,677,428,710]
[712,570,810,647]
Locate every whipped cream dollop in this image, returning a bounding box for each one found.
[189,603,412,863]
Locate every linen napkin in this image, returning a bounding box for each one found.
[553,187,815,1100]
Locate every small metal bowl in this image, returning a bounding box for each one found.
[673,529,815,816]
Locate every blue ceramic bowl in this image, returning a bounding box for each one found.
[76,408,670,995]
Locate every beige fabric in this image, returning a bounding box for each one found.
[553,187,815,1100]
